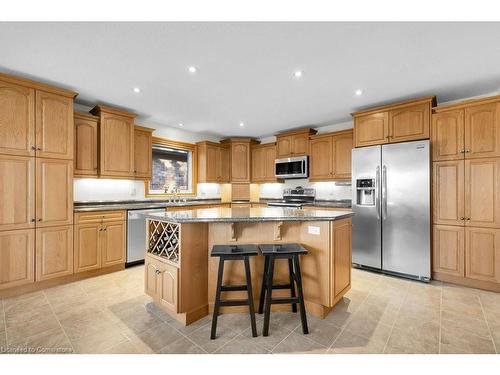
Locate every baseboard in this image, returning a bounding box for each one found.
[433,272,500,292]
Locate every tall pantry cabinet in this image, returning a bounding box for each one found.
[0,73,76,290]
[432,95,500,290]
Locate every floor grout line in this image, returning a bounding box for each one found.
[477,293,498,354]
[2,299,7,347]
[380,284,407,354]
[42,290,76,354]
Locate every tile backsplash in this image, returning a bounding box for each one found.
[259,179,352,200]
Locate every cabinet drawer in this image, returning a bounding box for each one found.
[74,210,126,224]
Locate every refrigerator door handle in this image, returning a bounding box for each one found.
[375,166,381,219]
[382,165,388,220]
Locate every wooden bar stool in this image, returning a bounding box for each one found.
[258,243,309,336]
[210,244,259,339]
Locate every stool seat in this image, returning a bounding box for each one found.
[211,244,259,257]
[258,243,308,255]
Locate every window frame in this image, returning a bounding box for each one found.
[145,136,198,197]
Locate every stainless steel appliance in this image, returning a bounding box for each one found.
[127,208,165,266]
[352,140,430,281]
[267,186,315,208]
[275,156,308,179]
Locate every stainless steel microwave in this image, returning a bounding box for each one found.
[275,156,308,179]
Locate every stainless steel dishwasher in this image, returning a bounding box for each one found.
[127,208,165,266]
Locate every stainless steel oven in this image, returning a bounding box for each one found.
[275,156,308,179]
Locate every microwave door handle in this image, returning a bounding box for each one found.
[375,166,381,219]
[302,159,306,174]
[382,165,388,220]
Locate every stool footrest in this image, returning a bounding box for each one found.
[270,297,300,305]
[219,299,250,307]
[270,283,292,290]
[221,285,248,292]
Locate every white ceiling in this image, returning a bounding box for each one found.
[1,22,500,138]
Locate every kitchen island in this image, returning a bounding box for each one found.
[142,207,353,325]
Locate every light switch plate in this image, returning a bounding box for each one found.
[308,225,320,235]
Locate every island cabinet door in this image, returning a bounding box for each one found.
[158,262,179,314]
[330,219,352,304]
[144,254,161,300]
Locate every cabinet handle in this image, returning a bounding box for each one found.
[460,217,465,220]
[37,218,42,222]
[36,147,42,151]
[31,218,36,223]
[459,149,465,154]
[466,217,471,221]
[31,146,37,151]
[155,269,161,275]
[465,149,470,153]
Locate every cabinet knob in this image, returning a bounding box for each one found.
[36,147,42,151]
[31,146,37,151]
[460,217,465,220]
[465,149,470,153]
[466,217,471,221]
[37,218,42,222]
[31,218,36,223]
[155,269,161,275]
[459,149,465,154]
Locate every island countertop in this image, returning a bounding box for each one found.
[142,206,353,223]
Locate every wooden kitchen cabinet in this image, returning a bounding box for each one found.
[331,218,352,302]
[35,225,73,281]
[36,158,73,227]
[229,140,251,182]
[0,80,35,157]
[275,128,316,157]
[91,105,135,178]
[197,141,230,183]
[101,221,126,267]
[431,109,465,161]
[0,155,35,231]
[465,227,500,283]
[432,160,465,226]
[74,222,101,273]
[432,225,465,277]
[309,130,353,181]
[145,253,179,314]
[353,96,435,148]
[134,125,154,179]
[0,228,35,290]
[251,143,277,182]
[35,91,73,160]
[74,112,99,177]
[465,101,500,159]
[464,158,500,228]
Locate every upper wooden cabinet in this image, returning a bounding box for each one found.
[251,143,277,182]
[0,80,35,157]
[74,112,99,177]
[197,141,230,183]
[353,96,435,148]
[134,125,154,179]
[432,96,500,161]
[309,130,353,181]
[276,128,317,157]
[91,105,135,178]
[221,138,258,183]
[35,91,73,160]
[432,160,465,226]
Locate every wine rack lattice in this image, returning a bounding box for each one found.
[148,220,180,264]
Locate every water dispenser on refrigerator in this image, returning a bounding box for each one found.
[356,178,375,206]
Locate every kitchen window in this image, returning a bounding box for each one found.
[145,137,197,197]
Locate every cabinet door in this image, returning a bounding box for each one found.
[264,145,276,181]
[35,91,73,159]
[431,110,465,161]
[101,221,126,267]
[134,129,152,179]
[219,146,230,182]
[388,103,430,143]
[331,219,352,302]
[74,117,98,176]
[432,160,465,226]
[0,80,35,156]
[231,142,250,182]
[354,112,388,147]
[465,102,500,159]
[36,158,73,227]
[144,255,160,300]
[0,155,35,231]
[465,227,500,283]
[205,144,219,182]
[100,113,134,177]
[332,133,353,179]
[432,225,465,277]
[292,134,309,156]
[276,136,292,157]
[0,228,35,290]
[36,225,73,281]
[465,158,500,228]
[74,223,101,273]
[309,137,332,181]
[251,147,264,182]
[158,262,179,313]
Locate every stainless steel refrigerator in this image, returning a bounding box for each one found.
[351,140,430,281]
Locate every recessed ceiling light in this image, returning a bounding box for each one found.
[355,89,363,96]
[239,122,245,127]
[188,66,197,73]
[294,70,303,78]
[133,87,141,93]
[178,123,184,127]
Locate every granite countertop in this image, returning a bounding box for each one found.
[73,199,223,212]
[142,207,354,223]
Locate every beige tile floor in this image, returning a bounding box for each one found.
[1,266,500,354]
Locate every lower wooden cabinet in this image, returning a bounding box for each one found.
[465,227,500,283]
[0,228,35,290]
[74,210,126,273]
[145,253,179,314]
[36,225,73,281]
[432,225,465,277]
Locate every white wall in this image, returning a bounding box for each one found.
[259,179,352,200]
